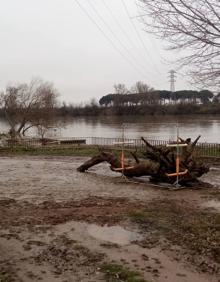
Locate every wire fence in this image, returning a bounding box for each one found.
[1,137,220,158]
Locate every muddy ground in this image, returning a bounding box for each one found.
[0,156,219,282]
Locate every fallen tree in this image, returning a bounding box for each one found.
[77,136,209,186]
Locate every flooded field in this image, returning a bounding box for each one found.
[0,156,219,282]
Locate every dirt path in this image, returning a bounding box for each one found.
[0,156,219,282]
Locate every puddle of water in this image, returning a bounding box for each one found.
[55,221,217,282]
[210,167,220,171]
[201,166,220,187]
[203,200,220,212]
[87,224,142,246]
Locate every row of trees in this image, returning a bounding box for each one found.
[99,89,215,107]
[0,78,219,137]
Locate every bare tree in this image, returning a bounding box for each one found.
[114,83,129,94]
[1,78,59,138]
[138,0,220,87]
[130,81,154,94]
[37,124,51,139]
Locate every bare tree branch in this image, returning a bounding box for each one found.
[138,0,220,87]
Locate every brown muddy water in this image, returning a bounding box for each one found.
[1,115,220,142]
[57,115,220,143]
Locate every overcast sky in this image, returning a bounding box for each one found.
[0,0,191,104]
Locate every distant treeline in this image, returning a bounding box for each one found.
[1,89,217,118]
[57,90,220,117]
[99,90,215,106]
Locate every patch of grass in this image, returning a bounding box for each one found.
[0,270,16,282]
[0,144,220,161]
[130,212,147,223]
[130,199,220,264]
[196,146,220,158]
[0,145,100,157]
[101,263,149,282]
[0,273,8,282]
[0,145,144,159]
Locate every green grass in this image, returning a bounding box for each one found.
[130,199,220,264]
[0,143,220,159]
[101,263,149,282]
[196,146,220,158]
[0,272,13,282]
[0,145,143,159]
[0,145,100,157]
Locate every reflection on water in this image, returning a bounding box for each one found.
[203,200,220,212]
[87,224,142,245]
[201,166,220,186]
[59,115,220,143]
[0,115,220,143]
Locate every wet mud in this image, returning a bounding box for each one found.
[0,156,219,282]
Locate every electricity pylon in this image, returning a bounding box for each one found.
[169,70,176,92]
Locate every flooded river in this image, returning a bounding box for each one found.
[0,114,220,143]
[59,115,220,143]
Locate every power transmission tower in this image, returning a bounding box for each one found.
[169,70,176,92]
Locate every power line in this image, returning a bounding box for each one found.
[102,0,158,76]
[135,0,165,63]
[121,0,161,74]
[86,0,151,77]
[102,0,137,51]
[74,0,147,78]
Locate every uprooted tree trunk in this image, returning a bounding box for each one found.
[77,136,209,186]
